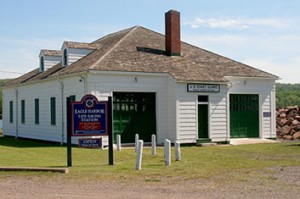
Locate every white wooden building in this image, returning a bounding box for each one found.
[2,10,278,145]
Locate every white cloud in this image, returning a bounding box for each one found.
[182,33,300,83]
[0,25,119,79]
[0,37,65,79]
[243,58,300,83]
[183,17,292,30]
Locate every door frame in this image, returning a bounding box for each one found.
[197,95,210,139]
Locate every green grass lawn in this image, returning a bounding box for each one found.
[0,137,299,182]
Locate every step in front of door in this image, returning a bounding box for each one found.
[196,138,212,144]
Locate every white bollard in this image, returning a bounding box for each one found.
[151,134,156,156]
[165,139,171,166]
[117,134,121,151]
[135,134,139,153]
[175,141,181,161]
[136,140,144,170]
[164,139,166,158]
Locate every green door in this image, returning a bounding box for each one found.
[113,92,156,143]
[230,94,259,138]
[198,104,209,138]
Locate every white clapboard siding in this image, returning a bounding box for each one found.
[175,83,229,143]
[2,89,17,137]
[2,76,85,144]
[175,84,196,143]
[44,55,61,70]
[67,48,94,65]
[209,87,228,142]
[88,72,173,144]
[2,72,276,146]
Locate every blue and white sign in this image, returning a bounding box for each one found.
[71,94,108,136]
[78,138,102,148]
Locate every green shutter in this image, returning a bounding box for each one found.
[35,98,39,124]
[63,49,68,66]
[69,95,76,102]
[50,97,56,125]
[40,57,44,72]
[21,100,25,124]
[9,101,13,123]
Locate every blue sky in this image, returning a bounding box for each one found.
[0,0,299,83]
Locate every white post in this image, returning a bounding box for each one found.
[151,134,156,156]
[164,139,166,158]
[165,139,171,166]
[135,134,139,153]
[136,140,144,170]
[175,141,181,161]
[117,134,121,151]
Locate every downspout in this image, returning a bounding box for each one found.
[59,79,64,145]
[14,88,19,139]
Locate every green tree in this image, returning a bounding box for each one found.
[276,83,300,108]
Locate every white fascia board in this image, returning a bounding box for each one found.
[224,76,279,81]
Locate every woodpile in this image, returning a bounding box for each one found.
[276,106,300,140]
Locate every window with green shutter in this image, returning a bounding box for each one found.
[35,98,39,124]
[9,101,13,123]
[21,100,25,124]
[50,97,56,125]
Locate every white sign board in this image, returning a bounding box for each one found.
[187,84,220,92]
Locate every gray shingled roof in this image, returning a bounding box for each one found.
[40,50,62,56]
[63,41,98,50]
[6,26,278,87]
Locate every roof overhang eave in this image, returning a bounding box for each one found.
[224,75,280,81]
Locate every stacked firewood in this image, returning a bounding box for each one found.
[276,106,300,140]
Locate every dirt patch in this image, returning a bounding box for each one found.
[0,166,299,199]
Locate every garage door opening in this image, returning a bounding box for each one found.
[113,92,156,143]
[230,94,259,138]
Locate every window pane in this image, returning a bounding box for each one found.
[198,95,208,102]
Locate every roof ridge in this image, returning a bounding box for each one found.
[92,26,137,44]
[89,26,139,70]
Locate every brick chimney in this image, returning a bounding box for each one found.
[165,10,181,56]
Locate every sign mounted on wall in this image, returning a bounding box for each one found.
[71,94,108,136]
[263,112,271,117]
[187,84,220,93]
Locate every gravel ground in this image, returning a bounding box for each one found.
[0,166,299,199]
